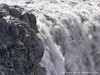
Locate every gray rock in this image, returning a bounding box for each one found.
[0,4,46,75]
[9,7,21,19]
[20,12,38,33]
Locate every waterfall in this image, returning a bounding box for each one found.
[1,0,100,75]
[35,2,100,75]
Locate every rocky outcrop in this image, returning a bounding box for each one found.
[0,4,46,75]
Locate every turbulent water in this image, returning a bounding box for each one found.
[1,0,100,75]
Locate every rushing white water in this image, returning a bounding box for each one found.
[1,0,100,75]
[35,2,100,75]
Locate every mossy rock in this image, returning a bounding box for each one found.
[0,8,5,18]
[15,19,22,25]
[0,8,4,12]
[16,40,24,46]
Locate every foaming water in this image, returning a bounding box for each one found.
[1,0,100,75]
[36,3,100,75]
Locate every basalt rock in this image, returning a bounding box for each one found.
[0,4,46,75]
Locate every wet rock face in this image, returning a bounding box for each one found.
[0,4,46,75]
[20,12,38,33]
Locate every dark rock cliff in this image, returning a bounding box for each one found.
[0,4,46,75]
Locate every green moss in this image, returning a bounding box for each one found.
[17,40,24,46]
[0,8,4,12]
[15,19,22,25]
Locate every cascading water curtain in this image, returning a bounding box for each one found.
[1,0,100,75]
